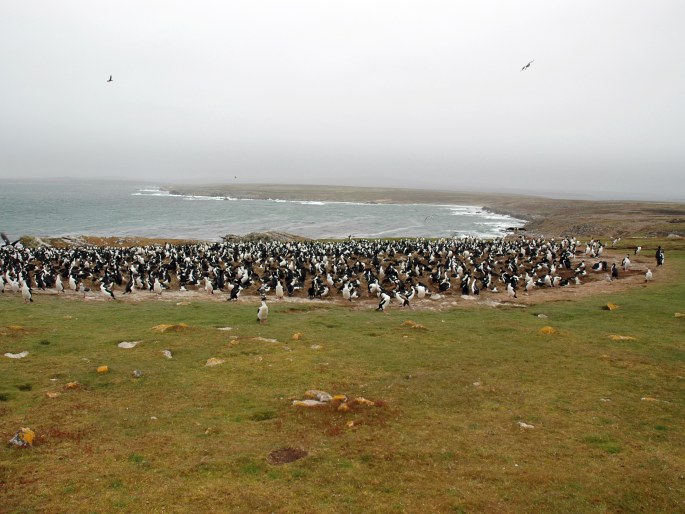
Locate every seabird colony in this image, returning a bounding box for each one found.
[0,236,645,306]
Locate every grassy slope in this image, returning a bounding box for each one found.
[1,253,684,513]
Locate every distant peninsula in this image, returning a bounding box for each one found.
[165,183,685,238]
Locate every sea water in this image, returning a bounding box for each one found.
[1,180,524,240]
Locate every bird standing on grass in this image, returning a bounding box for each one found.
[21,282,33,303]
[257,296,268,324]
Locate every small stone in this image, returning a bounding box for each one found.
[161,350,172,359]
[118,341,141,349]
[8,427,35,448]
[608,335,637,341]
[292,399,327,408]
[97,365,109,373]
[4,351,29,359]
[132,370,144,378]
[304,390,332,402]
[205,358,225,367]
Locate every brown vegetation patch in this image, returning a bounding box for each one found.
[152,323,190,333]
[0,325,27,336]
[266,447,308,465]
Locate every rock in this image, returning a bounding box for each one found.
[4,351,29,359]
[310,344,322,350]
[253,337,278,343]
[605,303,619,311]
[132,370,144,378]
[292,332,303,340]
[205,358,225,367]
[517,421,535,430]
[97,365,109,373]
[537,314,548,319]
[217,327,233,331]
[675,313,684,318]
[161,350,173,359]
[608,335,637,341]
[118,341,141,349]
[292,399,327,408]
[222,231,310,243]
[352,397,375,407]
[9,427,35,447]
[539,326,556,335]
[46,392,61,398]
[304,390,332,402]
[65,382,81,390]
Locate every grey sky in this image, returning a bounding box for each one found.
[1,1,684,200]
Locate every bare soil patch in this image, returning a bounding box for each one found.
[267,447,308,465]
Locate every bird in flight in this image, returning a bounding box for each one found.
[107,75,113,82]
[521,60,534,71]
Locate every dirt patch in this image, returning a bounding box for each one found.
[267,447,308,465]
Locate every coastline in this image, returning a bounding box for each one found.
[165,183,685,238]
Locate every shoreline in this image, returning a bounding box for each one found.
[163,183,685,238]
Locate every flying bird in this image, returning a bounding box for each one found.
[107,75,113,82]
[521,60,534,71]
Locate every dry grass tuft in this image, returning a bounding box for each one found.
[151,323,190,333]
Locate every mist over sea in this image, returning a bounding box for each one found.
[2,180,525,240]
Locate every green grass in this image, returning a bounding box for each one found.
[1,249,684,513]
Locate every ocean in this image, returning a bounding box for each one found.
[1,180,525,240]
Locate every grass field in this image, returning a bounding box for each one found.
[1,243,684,513]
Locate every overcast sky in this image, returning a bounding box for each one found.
[1,1,684,200]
